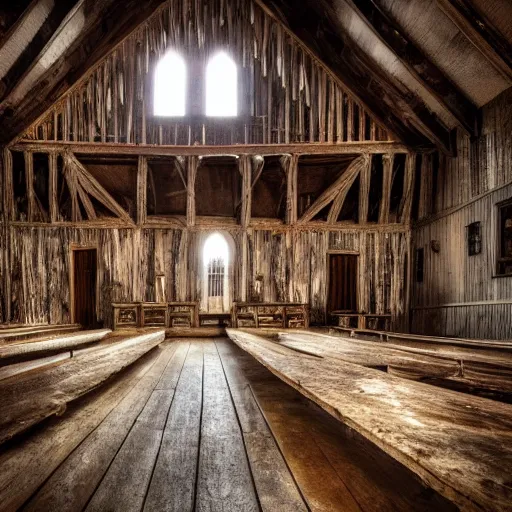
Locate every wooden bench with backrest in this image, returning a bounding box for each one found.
[233,302,309,329]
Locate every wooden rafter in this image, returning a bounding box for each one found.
[347,0,477,135]
[436,0,512,81]
[63,152,133,224]
[327,166,361,224]
[299,155,369,224]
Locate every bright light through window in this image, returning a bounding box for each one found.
[154,51,186,116]
[203,233,229,267]
[206,52,238,117]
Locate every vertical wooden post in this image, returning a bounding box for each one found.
[239,155,252,229]
[241,231,249,302]
[24,151,35,222]
[379,154,394,224]
[2,148,13,322]
[137,156,148,226]
[187,156,198,228]
[359,153,371,223]
[49,152,58,223]
[282,154,298,225]
[401,153,416,224]
[418,153,433,220]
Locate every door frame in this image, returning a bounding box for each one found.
[70,244,99,325]
[325,250,360,324]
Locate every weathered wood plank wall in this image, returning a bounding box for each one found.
[412,88,512,339]
[17,0,392,146]
[2,225,408,330]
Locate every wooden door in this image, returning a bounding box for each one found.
[327,254,358,313]
[73,249,97,328]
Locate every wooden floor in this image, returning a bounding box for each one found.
[0,338,456,512]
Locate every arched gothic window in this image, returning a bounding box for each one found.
[206,52,238,117]
[154,51,186,116]
[203,233,230,312]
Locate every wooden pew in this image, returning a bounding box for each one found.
[227,329,512,512]
[233,303,309,329]
[113,302,199,330]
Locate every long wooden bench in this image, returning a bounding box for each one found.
[278,331,512,395]
[0,329,166,445]
[330,312,392,331]
[227,329,512,512]
[113,302,199,330]
[331,325,512,350]
[0,324,81,345]
[233,303,309,329]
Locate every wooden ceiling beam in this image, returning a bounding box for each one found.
[261,0,452,153]
[436,0,512,82]
[10,141,411,157]
[0,0,80,103]
[0,0,167,144]
[349,0,477,136]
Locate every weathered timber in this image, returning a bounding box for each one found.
[0,352,70,382]
[215,339,310,512]
[144,342,202,511]
[436,0,512,82]
[196,343,259,511]
[0,328,110,361]
[84,344,188,512]
[0,323,80,343]
[0,329,165,445]
[346,0,477,135]
[227,329,512,512]
[22,343,180,512]
[227,339,456,512]
[11,141,410,156]
[0,345,168,512]
[299,155,368,224]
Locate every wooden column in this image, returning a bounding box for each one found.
[239,155,252,229]
[379,154,394,224]
[24,151,35,222]
[281,154,298,225]
[137,156,148,226]
[187,156,199,228]
[48,153,58,223]
[401,153,416,223]
[359,154,371,223]
[418,154,433,220]
[2,148,13,322]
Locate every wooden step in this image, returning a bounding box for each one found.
[0,329,166,446]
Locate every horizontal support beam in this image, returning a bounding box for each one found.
[9,219,409,233]
[10,141,411,157]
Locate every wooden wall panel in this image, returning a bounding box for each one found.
[4,225,410,329]
[20,0,393,146]
[411,88,512,339]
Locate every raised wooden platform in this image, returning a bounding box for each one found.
[0,339,454,512]
[227,329,512,512]
[0,324,81,344]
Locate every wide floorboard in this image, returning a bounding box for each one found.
[0,339,456,512]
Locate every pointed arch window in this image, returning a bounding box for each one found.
[154,51,186,116]
[206,52,238,117]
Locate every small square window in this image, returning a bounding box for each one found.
[497,199,512,275]
[467,222,482,256]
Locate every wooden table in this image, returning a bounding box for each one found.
[227,329,512,512]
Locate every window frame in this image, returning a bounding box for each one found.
[496,198,512,277]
